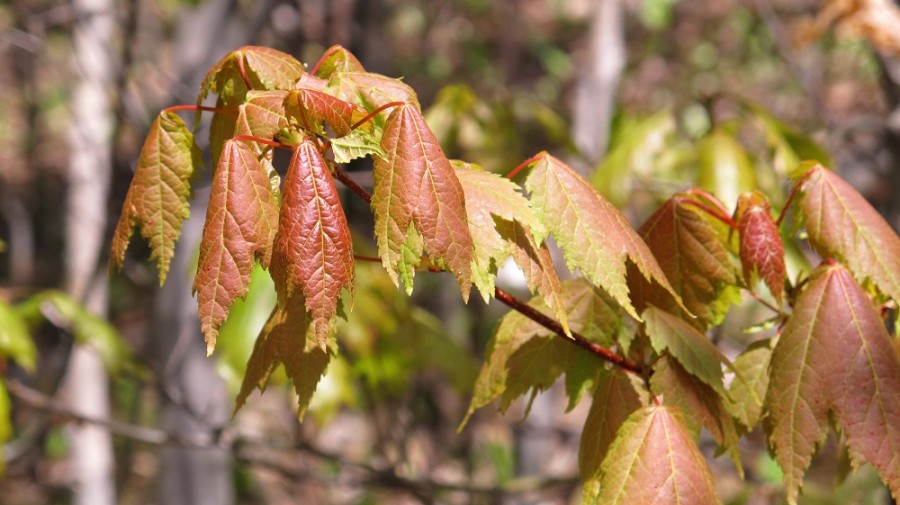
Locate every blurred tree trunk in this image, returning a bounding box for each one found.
[571,0,625,169]
[881,55,900,233]
[61,0,117,503]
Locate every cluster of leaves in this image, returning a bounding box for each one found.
[107,45,900,503]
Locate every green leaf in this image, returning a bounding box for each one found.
[312,44,366,79]
[588,405,722,505]
[628,194,740,329]
[726,339,771,431]
[579,369,647,490]
[525,152,681,320]
[0,381,9,474]
[696,129,756,211]
[372,103,474,299]
[642,306,729,397]
[736,190,785,303]
[650,355,742,475]
[193,139,279,355]
[110,112,203,283]
[766,263,900,503]
[236,301,331,420]
[271,139,354,351]
[0,299,36,371]
[795,163,900,303]
[329,127,385,163]
[749,104,832,177]
[463,279,624,426]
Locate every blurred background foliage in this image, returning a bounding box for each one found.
[1,0,900,504]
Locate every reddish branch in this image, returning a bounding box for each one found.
[332,166,643,375]
[350,101,405,131]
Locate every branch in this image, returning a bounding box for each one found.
[331,166,643,375]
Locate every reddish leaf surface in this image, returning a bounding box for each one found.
[236,302,330,420]
[289,88,364,137]
[329,71,419,112]
[202,46,305,94]
[110,112,202,283]
[735,191,785,303]
[524,152,680,320]
[796,163,900,302]
[235,90,289,141]
[628,194,739,329]
[193,139,279,354]
[271,139,354,350]
[590,405,721,505]
[767,263,900,503]
[312,44,366,78]
[372,103,473,298]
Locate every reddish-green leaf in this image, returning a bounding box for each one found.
[463,279,624,426]
[236,302,331,420]
[236,90,290,141]
[628,194,740,329]
[372,103,473,299]
[579,369,646,488]
[288,88,366,137]
[524,152,680,319]
[193,139,279,355]
[726,339,771,431]
[642,306,729,397]
[651,356,742,474]
[767,263,900,503]
[735,191,785,303]
[795,163,900,303]
[589,405,721,505]
[329,71,419,112]
[110,112,203,283]
[202,46,305,97]
[312,44,366,79]
[271,139,354,350]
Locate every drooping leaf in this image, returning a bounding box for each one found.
[579,369,647,491]
[235,90,290,141]
[329,127,385,163]
[329,71,420,113]
[312,44,366,79]
[696,129,757,211]
[236,301,331,420]
[110,112,203,283]
[271,139,354,350]
[650,356,742,474]
[726,339,771,431]
[0,299,36,371]
[735,191,785,304]
[463,279,625,426]
[372,103,473,299]
[201,46,305,99]
[589,405,722,505]
[525,152,681,320]
[795,163,900,303]
[194,139,279,354]
[766,263,900,503]
[642,306,729,397]
[288,88,364,137]
[628,194,740,329]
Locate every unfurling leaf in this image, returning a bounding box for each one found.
[795,163,900,303]
[372,103,473,299]
[201,46,305,100]
[110,112,203,283]
[235,90,290,142]
[328,72,419,114]
[735,191,785,303]
[524,152,681,320]
[766,262,900,503]
[628,194,740,329]
[588,405,722,505]
[463,279,624,426]
[271,139,354,350]
[580,369,646,492]
[236,302,331,420]
[726,339,771,431]
[651,356,742,474]
[288,88,365,137]
[312,45,366,79]
[194,139,279,355]
[642,306,730,397]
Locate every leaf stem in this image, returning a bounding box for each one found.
[350,101,406,131]
[231,135,291,150]
[162,105,228,114]
[354,255,381,263]
[236,56,253,91]
[777,177,806,226]
[334,167,373,203]
[677,197,738,229]
[494,287,643,374]
[505,153,543,180]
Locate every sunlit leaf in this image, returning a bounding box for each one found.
[271,139,354,350]
[0,300,36,371]
[372,103,473,299]
[194,139,279,354]
[202,46,305,98]
[312,44,366,79]
[589,405,722,505]
[329,72,419,114]
[288,87,365,137]
[735,191,785,304]
[726,339,771,431]
[329,127,384,163]
[110,111,202,283]
[235,90,290,141]
[236,301,331,420]
[642,306,729,397]
[628,194,740,329]
[525,152,680,319]
[696,129,756,211]
[795,163,900,303]
[766,263,900,503]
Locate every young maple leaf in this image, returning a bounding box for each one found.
[110,111,203,284]
[372,103,474,300]
[288,88,365,137]
[735,190,785,304]
[767,262,900,504]
[193,139,279,355]
[311,44,366,78]
[795,162,900,303]
[270,139,354,350]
